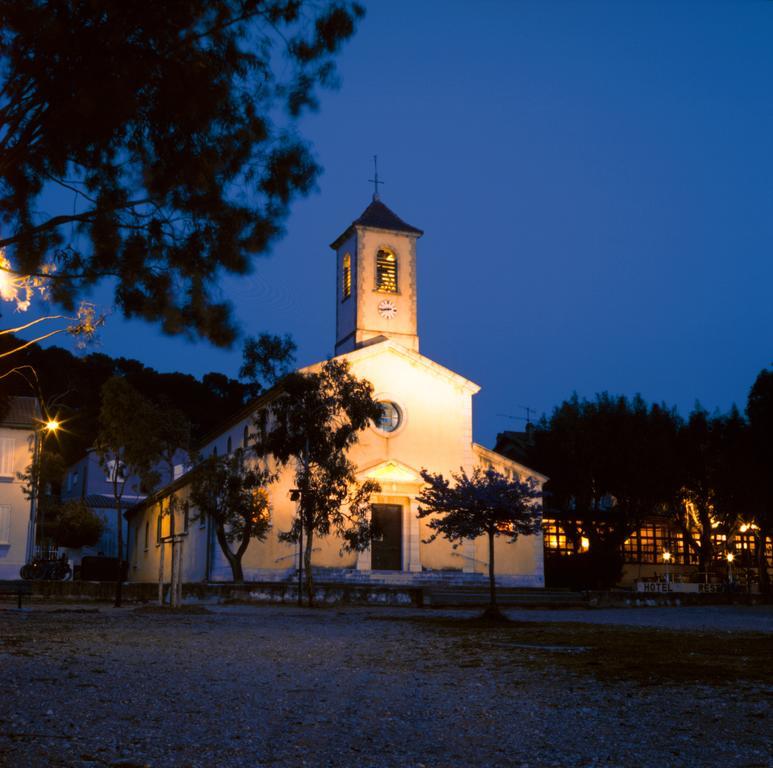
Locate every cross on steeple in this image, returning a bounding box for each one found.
[369,155,384,200]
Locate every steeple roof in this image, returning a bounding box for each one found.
[330,198,423,248]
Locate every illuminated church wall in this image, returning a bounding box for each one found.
[127,198,546,588]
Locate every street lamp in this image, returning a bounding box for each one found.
[726,551,735,585]
[662,550,672,583]
[35,416,62,560]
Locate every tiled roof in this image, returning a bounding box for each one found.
[83,494,121,509]
[0,396,41,429]
[352,199,423,236]
[82,494,147,510]
[330,198,423,248]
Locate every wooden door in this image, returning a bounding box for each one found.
[371,504,402,571]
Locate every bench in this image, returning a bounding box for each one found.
[0,581,33,609]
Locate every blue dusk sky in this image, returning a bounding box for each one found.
[43,1,773,446]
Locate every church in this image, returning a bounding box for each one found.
[126,197,546,587]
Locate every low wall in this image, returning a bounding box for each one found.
[10,579,423,607]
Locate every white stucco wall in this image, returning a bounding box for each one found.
[0,427,35,580]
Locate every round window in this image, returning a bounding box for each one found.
[376,401,402,433]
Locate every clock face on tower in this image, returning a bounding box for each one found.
[378,299,397,319]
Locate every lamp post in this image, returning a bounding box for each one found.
[35,418,60,560]
[726,551,735,586]
[662,550,672,584]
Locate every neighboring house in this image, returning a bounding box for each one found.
[61,447,188,564]
[0,397,40,579]
[127,197,547,587]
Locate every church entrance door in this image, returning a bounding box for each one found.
[371,504,402,570]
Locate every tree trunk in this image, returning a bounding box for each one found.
[304,523,314,607]
[229,552,244,584]
[757,525,770,595]
[214,524,244,584]
[698,505,713,577]
[488,530,496,609]
[115,501,123,607]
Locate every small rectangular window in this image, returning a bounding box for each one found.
[144,521,149,551]
[156,513,162,544]
[184,502,190,533]
[342,253,352,299]
[376,249,397,293]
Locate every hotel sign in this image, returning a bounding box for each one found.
[636,581,727,594]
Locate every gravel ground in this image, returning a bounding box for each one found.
[1,603,771,768]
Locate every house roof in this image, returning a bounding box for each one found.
[473,443,548,483]
[330,198,423,249]
[0,396,41,429]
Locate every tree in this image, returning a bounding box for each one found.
[746,367,773,594]
[416,467,542,618]
[1,252,103,378]
[671,406,747,574]
[18,439,66,551]
[239,333,297,397]
[95,376,159,606]
[0,0,364,345]
[531,393,681,588]
[189,448,272,584]
[1,337,248,464]
[53,499,105,549]
[254,359,382,605]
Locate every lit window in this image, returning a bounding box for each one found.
[342,253,352,299]
[376,402,402,433]
[376,249,398,293]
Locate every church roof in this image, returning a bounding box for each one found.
[330,198,423,248]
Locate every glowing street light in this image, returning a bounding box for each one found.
[662,550,672,583]
[726,551,735,585]
[44,419,60,432]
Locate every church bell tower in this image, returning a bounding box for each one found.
[330,197,423,356]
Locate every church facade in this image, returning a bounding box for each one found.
[126,199,546,587]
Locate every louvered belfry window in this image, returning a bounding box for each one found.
[376,249,398,292]
[342,253,352,299]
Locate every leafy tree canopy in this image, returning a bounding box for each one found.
[53,499,105,549]
[239,332,297,397]
[0,0,364,344]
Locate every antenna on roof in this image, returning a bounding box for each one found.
[369,155,384,201]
